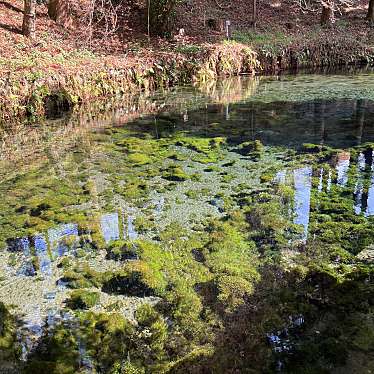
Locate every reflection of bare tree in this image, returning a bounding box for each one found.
[350,148,374,216]
[361,147,374,213]
[355,99,368,146]
[364,147,373,169]
[314,100,326,146]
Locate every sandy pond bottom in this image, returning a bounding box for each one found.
[0,72,374,373]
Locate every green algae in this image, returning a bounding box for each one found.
[237,140,264,157]
[0,138,369,373]
[67,290,100,310]
[26,307,170,373]
[127,153,153,165]
[175,136,226,153]
[119,178,150,200]
[162,165,190,181]
[0,156,92,248]
[0,303,19,363]
[106,240,139,261]
[63,263,104,289]
[24,321,80,374]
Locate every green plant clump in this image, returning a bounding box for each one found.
[67,290,100,310]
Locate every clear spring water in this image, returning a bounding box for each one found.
[0,71,374,372]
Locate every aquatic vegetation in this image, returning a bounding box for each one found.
[62,263,104,289]
[25,321,80,374]
[26,306,171,373]
[168,152,188,161]
[236,140,264,156]
[127,153,152,166]
[271,265,374,373]
[184,189,200,199]
[106,240,139,261]
[174,136,226,164]
[175,136,226,153]
[201,218,260,311]
[2,73,374,373]
[67,290,100,310]
[119,178,150,200]
[102,270,156,297]
[0,303,19,362]
[247,198,290,247]
[162,165,190,181]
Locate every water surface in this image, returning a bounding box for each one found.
[1,72,374,373]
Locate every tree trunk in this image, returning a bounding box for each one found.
[321,5,334,26]
[252,0,257,29]
[22,0,36,38]
[367,0,374,24]
[48,0,70,26]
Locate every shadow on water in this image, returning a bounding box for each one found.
[129,97,374,150]
[180,264,374,373]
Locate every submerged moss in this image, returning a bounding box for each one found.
[236,140,264,159]
[202,217,260,310]
[175,137,226,153]
[106,240,139,261]
[62,263,104,289]
[127,153,152,165]
[0,303,19,362]
[67,290,100,310]
[162,165,190,181]
[25,321,79,374]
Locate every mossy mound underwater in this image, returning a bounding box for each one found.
[1,72,374,373]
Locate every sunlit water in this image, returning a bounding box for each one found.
[1,71,374,372]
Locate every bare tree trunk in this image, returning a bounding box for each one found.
[22,0,36,38]
[48,0,70,26]
[367,0,374,24]
[147,0,151,40]
[252,0,257,29]
[321,5,334,26]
